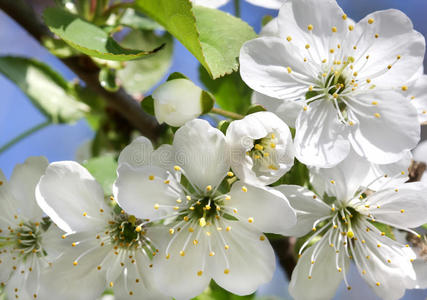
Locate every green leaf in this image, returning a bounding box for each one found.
[120,9,162,30]
[245,104,266,115]
[371,222,395,240]
[262,15,274,27]
[199,65,252,113]
[99,68,119,92]
[141,95,155,116]
[167,72,189,81]
[201,91,215,114]
[43,7,164,61]
[218,120,231,134]
[83,155,118,196]
[194,281,255,300]
[135,0,257,79]
[0,56,89,123]
[117,30,173,94]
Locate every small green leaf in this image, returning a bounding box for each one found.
[371,222,395,240]
[43,7,164,61]
[117,30,173,94]
[83,155,118,196]
[199,65,252,113]
[167,72,189,82]
[262,15,274,27]
[135,0,257,79]
[99,68,119,92]
[201,91,215,114]
[141,95,155,116]
[0,56,89,123]
[120,9,162,30]
[246,104,266,115]
[218,120,231,134]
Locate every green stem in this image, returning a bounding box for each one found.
[211,107,244,120]
[0,121,50,154]
[234,0,241,18]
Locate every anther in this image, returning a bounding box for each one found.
[286,36,292,42]
[148,175,155,181]
[248,217,254,223]
[348,25,354,31]
[174,166,181,171]
[332,26,337,32]
[241,186,248,192]
[368,18,374,24]
[227,171,234,177]
[307,24,314,31]
[401,86,408,91]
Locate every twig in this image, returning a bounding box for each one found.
[0,0,162,141]
[211,107,244,120]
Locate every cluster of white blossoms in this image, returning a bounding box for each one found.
[2,0,427,300]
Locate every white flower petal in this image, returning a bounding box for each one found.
[353,226,416,300]
[362,151,412,191]
[289,236,346,300]
[274,185,331,237]
[240,36,311,100]
[364,182,427,228]
[114,164,180,220]
[191,0,229,8]
[347,9,425,88]
[152,226,211,300]
[118,136,154,167]
[252,92,303,128]
[276,0,350,60]
[38,242,110,300]
[228,182,296,235]
[209,221,275,295]
[173,119,229,190]
[9,156,48,221]
[348,90,420,164]
[409,74,427,123]
[36,161,110,233]
[309,149,370,201]
[295,100,351,167]
[246,0,284,9]
[0,246,14,283]
[226,111,295,186]
[113,255,169,300]
[153,79,203,127]
[118,136,174,171]
[0,171,19,227]
[413,259,427,289]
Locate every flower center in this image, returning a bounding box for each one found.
[1,221,44,258]
[109,214,151,250]
[248,133,279,171]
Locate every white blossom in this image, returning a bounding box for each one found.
[226,111,295,186]
[153,79,204,127]
[35,161,168,300]
[114,119,297,299]
[277,152,427,300]
[240,0,424,167]
[0,157,62,300]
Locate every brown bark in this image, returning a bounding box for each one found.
[0,0,162,141]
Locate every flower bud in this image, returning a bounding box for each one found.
[153,79,204,127]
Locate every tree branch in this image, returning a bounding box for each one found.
[0,0,162,141]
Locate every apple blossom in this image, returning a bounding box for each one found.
[114,119,297,299]
[240,0,424,167]
[277,152,427,300]
[226,111,295,186]
[0,157,62,300]
[35,161,168,300]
